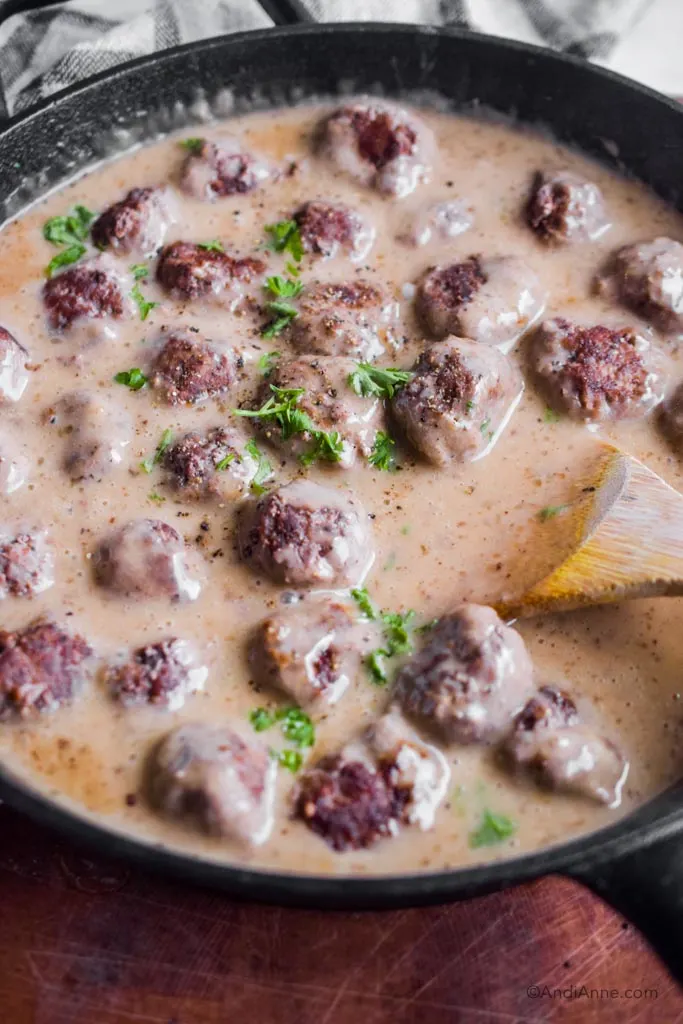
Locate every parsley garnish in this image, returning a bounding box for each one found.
[368,431,396,472]
[130,263,149,281]
[131,283,159,321]
[249,706,314,773]
[215,453,236,471]
[351,586,377,620]
[348,363,414,400]
[245,438,272,495]
[262,301,298,338]
[235,386,343,467]
[469,809,517,848]
[140,428,174,474]
[543,406,561,424]
[539,504,568,521]
[148,491,165,504]
[180,137,204,153]
[250,707,275,731]
[264,275,303,300]
[198,240,225,252]
[264,219,303,261]
[299,430,344,467]
[258,350,280,376]
[275,749,303,773]
[354,591,416,686]
[43,205,94,247]
[261,275,304,337]
[45,244,86,278]
[114,367,148,391]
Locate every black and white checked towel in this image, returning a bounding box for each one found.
[0,0,677,122]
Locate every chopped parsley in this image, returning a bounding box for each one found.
[264,275,304,300]
[148,491,165,505]
[469,809,517,848]
[140,428,174,474]
[114,367,148,391]
[416,617,439,634]
[258,350,281,376]
[264,219,303,261]
[249,707,275,732]
[131,283,159,321]
[351,587,378,620]
[215,453,236,471]
[180,137,204,153]
[465,399,475,413]
[235,385,343,467]
[261,274,304,338]
[43,205,94,247]
[543,406,561,424]
[249,706,314,773]
[382,610,415,657]
[261,301,298,338]
[245,438,272,495]
[367,650,388,684]
[198,240,225,252]
[354,590,416,686]
[539,504,568,521]
[45,243,86,278]
[480,419,491,434]
[368,431,396,472]
[130,263,149,280]
[275,749,303,773]
[299,430,344,467]
[348,363,414,400]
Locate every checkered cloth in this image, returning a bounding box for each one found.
[0,0,675,122]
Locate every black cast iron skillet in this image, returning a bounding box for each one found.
[0,19,682,982]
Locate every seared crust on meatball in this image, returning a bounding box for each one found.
[93,518,201,602]
[504,685,628,807]
[392,337,523,466]
[43,254,134,332]
[255,355,383,467]
[395,604,534,744]
[162,426,261,501]
[0,327,29,403]
[156,241,265,304]
[318,98,433,197]
[417,255,545,347]
[597,237,683,333]
[289,280,394,362]
[148,721,277,844]
[48,391,133,481]
[526,170,610,245]
[91,186,177,256]
[106,638,207,710]
[0,620,92,720]
[151,330,242,405]
[0,530,54,599]
[238,479,373,588]
[294,200,375,261]
[530,317,667,421]
[180,136,272,201]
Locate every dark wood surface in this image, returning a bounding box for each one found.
[0,806,680,1023]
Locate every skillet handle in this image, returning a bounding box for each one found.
[568,831,683,983]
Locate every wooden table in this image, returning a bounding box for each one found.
[0,805,680,1023]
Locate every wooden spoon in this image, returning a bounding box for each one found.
[494,444,683,620]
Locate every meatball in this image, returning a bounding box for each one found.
[294,200,375,261]
[0,438,28,495]
[392,337,523,466]
[156,241,265,306]
[148,722,277,844]
[660,380,683,450]
[255,355,383,467]
[417,255,546,349]
[162,426,263,501]
[0,620,92,720]
[48,391,133,481]
[0,327,29,403]
[395,604,534,744]
[250,599,377,708]
[91,186,177,257]
[106,638,208,711]
[238,479,374,588]
[180,136,272,201]
[504,685,629,807]
[397,198,474,247]
[597,237,683,333]
[43,254,135,332]
[318,98,433,197]
[0,530,54,599]
[530,317,667,422]
[93,518,202,602]
[289,280,395,362]
[526,170,610,245]
[150,330,242,406]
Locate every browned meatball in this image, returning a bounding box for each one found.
[504,685,629,807]
[392,337,523,466]
[289,280,395,362]
[526,170,610,245]
[93,518,202,602]
[180,136,272,201]
[395,604,534,744]
[106,638,208,710]
[0,620,92,720]
[250,599,377,708]
[43,254,135,332]
[148,722,277,844]
[162,426,263,501]
[530,317,668,422]
[0,327,29,403]
[255,355,383,467]
[294,200,375,261]
[48,391,133,481]
[91,186,177,256]
[238,479,374,588]
[156,241,265,305]
[318,98,433,197]
[597,237,683,333]
[0,530,54,599]
[150,330,242,406]
[417,255,546,348]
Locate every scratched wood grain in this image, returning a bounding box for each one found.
[0,806,680,1024]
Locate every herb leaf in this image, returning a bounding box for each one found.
[43,205,94,247]
[351,586,377,620]
[245,438,272,495]
[539,504,568,521]
[258,350,280,376]
[131,283,159,321]
[215,453,236,471]
[275,749,303,773]
[198,240,225,252]
[130,263,149,281]
[114,367,148,391]
[140,428,174,474]
[299,430,344,467]
[364,607,415,686]
[264,275,304,300]
[261,273,303,337]
[368,431,396,472]
[180,137,204,153]
[366,650,388,684]
[469,809,517,848]
[148,491,165,505]
[349,363,414,400]
[45,243,86,278]
[249,705,314,773]
[235,386,342,466]
[543,406,561,424]
[250,707,275,731]
[264,219,303,261]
